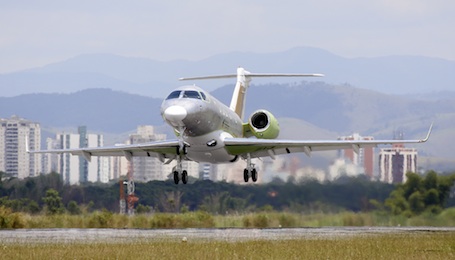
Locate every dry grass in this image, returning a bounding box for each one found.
[1,232,454,259]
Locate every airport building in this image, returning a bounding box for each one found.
[0,116,41,179]
[337,133,374,178]
[378,143,417,184]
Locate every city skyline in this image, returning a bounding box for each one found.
[1,115,423,184]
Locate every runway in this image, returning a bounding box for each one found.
[1,227,454,244]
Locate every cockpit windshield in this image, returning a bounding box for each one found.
[165,90,207,101]
[182,90,202,99]
[166,90,181,100]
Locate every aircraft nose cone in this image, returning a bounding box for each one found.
[163,105,187,125]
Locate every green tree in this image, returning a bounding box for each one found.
[385,189,409,215]
[402,172,422,199]
[383,172,455,216]
[423,171,438,190]
[42,189,64,215]
[136,204,151,214]
[408,191,425,214]
[67,200,81,215]
[27,200,41,214]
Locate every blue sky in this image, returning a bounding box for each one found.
[1,0,454,73]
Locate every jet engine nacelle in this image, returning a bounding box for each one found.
[247,109,280,139]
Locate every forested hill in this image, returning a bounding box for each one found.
[1,82,453,160]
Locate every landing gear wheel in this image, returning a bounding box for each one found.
[173,171,180,184]
[243,169,249,182]
[182,170,188,184]
[251,168,258,182]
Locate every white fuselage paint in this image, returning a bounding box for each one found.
[161,85,243,163]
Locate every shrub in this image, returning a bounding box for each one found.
[243,213,270,228]
[0,206,26,229]
[278,213,297,227]
[88,209,113,228]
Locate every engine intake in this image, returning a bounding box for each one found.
[247,110,280,139]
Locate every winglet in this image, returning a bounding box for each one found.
[420,123,433,143]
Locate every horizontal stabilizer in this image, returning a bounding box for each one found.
[179,73,324,81]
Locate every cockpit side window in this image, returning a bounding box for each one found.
[200,92,207,101]
[166,91,181,100]
[182,90,201,99]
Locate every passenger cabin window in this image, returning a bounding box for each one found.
[166,91,181,100]
[182,90,201,99]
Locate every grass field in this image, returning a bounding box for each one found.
[1,232,454,259]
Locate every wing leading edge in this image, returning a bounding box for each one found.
[224,124,433,159]
[29,140,180,163]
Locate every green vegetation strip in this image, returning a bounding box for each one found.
[2,207,455,229]
[1,232,454,259]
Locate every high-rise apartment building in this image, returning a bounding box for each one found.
[53,126,105,185]
[0,116,41,178]
[338,133,374,178]
[129,125,168,182]
[379,143,417,184]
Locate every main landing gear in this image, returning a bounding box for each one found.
[173,170,188,184]
[243,168,258,183]
[243,153,258,183]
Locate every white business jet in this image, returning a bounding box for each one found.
[31,67,432,184]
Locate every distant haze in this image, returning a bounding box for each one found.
[1,1,454,73]
[1,47,454,97]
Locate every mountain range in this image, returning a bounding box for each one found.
[1,47,455,98]
[1,47,454,171]
[1,83,454,170]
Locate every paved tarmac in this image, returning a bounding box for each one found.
[1,227,454,244]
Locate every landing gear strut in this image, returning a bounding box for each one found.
[243,153,258,183]
[173,127,189,185]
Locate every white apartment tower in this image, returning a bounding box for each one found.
[55,126,105,185]
[129,125,168,182]
[0,116,41,178]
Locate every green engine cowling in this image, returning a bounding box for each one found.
[246,109,280,139]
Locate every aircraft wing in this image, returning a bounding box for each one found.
[29,140,180,163]
[224,125,433,159]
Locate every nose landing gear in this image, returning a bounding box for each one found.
[172,127,189,185]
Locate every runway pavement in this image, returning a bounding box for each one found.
[1,227,454,244]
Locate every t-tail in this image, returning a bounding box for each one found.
[180,67,324,120]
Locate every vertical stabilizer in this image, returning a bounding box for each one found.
[229,68,251,120]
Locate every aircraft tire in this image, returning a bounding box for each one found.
[243,169,249,182]
[173,171,180,184]
[251,168,258,182]
[182,170,188,184]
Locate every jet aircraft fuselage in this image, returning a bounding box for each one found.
[161,85,242,164]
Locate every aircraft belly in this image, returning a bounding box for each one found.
[184,131,237,163]
[186,147,235,164]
